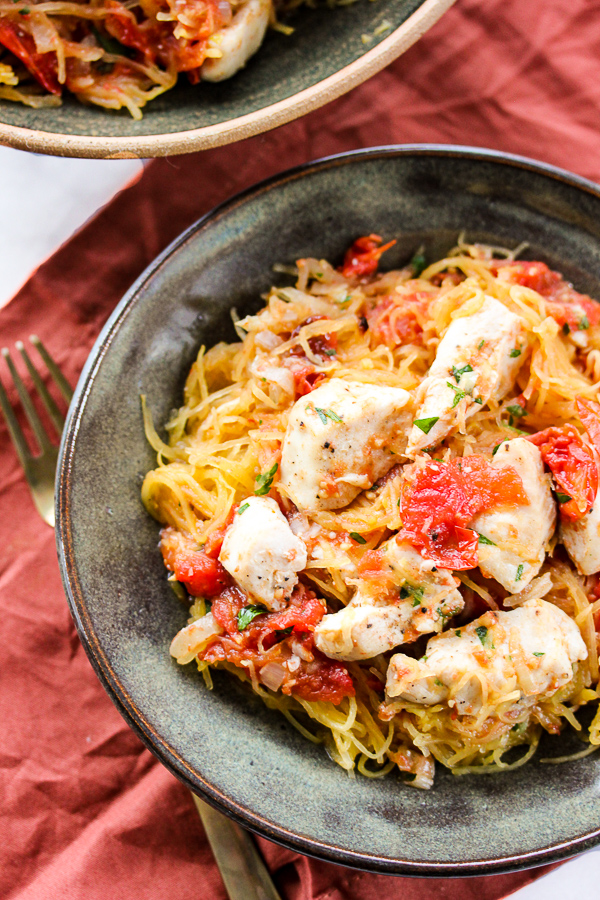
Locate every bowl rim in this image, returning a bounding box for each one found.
[0,0,454,159]
[56,144,600,875]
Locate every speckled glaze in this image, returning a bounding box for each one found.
[57,146,600,876]
[0,0,454,158]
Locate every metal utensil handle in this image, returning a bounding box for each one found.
[192,795,283,900]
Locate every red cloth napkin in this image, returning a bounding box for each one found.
[3,0,600,895]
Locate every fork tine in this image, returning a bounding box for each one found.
[29,335,73,404]
[1,348,52,453]
[0,371,32,469]
[17,341,64,436]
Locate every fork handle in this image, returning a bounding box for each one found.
[192,794,283,900]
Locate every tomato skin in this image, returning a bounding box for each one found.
[292,364,325,397]
[289,315,337,359]
[174,553,231,597]
[528,425,598,521]
[400,456,528,568]
[0,20,61,94]
[340,234,396,279]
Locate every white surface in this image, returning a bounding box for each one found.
[1,146,599,898]
[0,147,143,306]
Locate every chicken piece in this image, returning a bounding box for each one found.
[280,379,411,512]
[386,599,587,715]
[313,538,463,661]
[407,296,527,455]
[471,438,556,592]
[561,501,600,575]
[219,496,307,610]
[201,0,271,82]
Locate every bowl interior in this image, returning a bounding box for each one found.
[0,0,424,140]
[58,147,600,875]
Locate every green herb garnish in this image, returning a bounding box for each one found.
[315,406,343,425]
[323,348,337,356]
[506,404,526,418]
[478,339,485,350]
[410,248,427,277]
[451,363,473,381]
[580,315,590,330]
[275,626,293,639]
[515,564,524,582]
[555,491,572,504]
[477,533,496,546]
[92,25,133,56]
[238,502,250,515]
[509,348,522,358]
[414,416,439,435]
[447,382,466,408]
[492,442,502,456]
[349,532,366,544]
[533,651,545,657]
[455,629,461,638]
[475,625,488,645]
[237,605,267,631]
[255,462,278,496]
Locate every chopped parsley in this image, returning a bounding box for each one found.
[474,397,483,404]
[492,442,502,456]
[237,605,267,631]
[349,532,367,544]
[451,363,473,381]
[506,404,526,418]
[555,491,572,504]
[410,248,427,277]
[533,651,545,657]
[509,347,522,358]
[400,584,424,603]
[414,416,439,435]
[447,381,466,408]
[515,563,524,582]
[475,625,488,645]
[455,629,461,638]
[563,322,571,335]
[478,339,485,350]
[238,502,250,515]
[323,348,337,356]
[275,626,293,639]
[315,406,343,425]
[434,678,444,687]
[580,315,590,330]
[477,533,496,546]
[255,462,278,496]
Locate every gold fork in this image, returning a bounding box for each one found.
[0,338,282,900]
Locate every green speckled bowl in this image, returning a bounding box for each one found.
[0,0,453,158]
[57,146,600,875]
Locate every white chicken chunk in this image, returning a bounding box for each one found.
[407,296,527,455]
[386,599,587,715]
[471,438,556,592]
[280,379,411,512]
[201,0,271,82]
[219,496,307,610]
[561,500,600,575]
[314,538,463,661]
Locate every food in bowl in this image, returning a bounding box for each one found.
[142,233,600,788]
[0,0,294,118]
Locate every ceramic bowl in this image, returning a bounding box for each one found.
[57,145,600,875]
[0,0,453,158]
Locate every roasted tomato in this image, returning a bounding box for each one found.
[340,234,396,279]
[289,315,338,359]
[161,526,231,597]
[528,425,598,521]
[492,260,600,332]
[0,20,61,94]
[364,291,432,348]
[399,456,528,568]
[205,585,355,705]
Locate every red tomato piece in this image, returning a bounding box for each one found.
[365,292,431,348]
[399,456,528,569]
[528,425,598,521]
[205,585,355,705]
[492,260,600,331]
[340,234,396,279]
[161,525,231,597]
[289,315,338,358]
[291,364,326,397]
[0,20,61,94]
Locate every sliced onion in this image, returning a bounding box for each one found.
[260,662,287,692]
[255,330,283,350]
[170,612,223,665]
